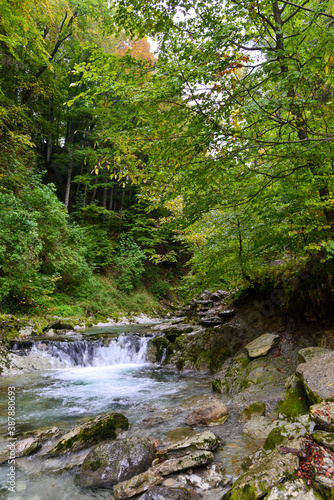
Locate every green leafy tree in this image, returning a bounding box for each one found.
[73,0,334,292]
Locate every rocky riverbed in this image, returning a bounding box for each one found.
[1,293,334,499]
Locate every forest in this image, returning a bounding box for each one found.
[1,0,334,321]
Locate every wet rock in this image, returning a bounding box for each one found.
[76,436,155,488]
[245,333,280,359]
[157,450,214,476]
[49,412,128,455]
[140,408,182,428]
[165,428,196,443]
[266,478,319,499]
[180,394,224,410]
[43,320,74,332]
[3,351,56,373]
[19,426,62,441]
[222,443,299,499]
[113,469,163,499]
[113,451,214,499]
[185,401,228,426]
[162,431,220,452]
[296,351,334,403]
[0,437,42,464]
[239,401,266,422]
[313,430,334,451]
[310,402,334,431]
[242,416,278,442]
[298,346,332,363]
[138,485,200,500]
[177,463,229,490]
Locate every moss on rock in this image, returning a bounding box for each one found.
[239,402,266,422]
[279,382,310,419]
[49,412,128,455]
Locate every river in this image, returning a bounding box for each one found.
[0,321,259,500]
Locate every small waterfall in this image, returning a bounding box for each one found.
[27,334,149,368]
[159,348,167,365]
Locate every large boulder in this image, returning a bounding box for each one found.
[185,401,228,426]
[49,412,128,455]
[76,436,155,488]
[245,333,280,359]
[296,351,334,403]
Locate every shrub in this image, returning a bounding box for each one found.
[114,235,146,293]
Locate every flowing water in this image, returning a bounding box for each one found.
[0,323,258,500]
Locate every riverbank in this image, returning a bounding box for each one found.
[1,313,334,499]
[1,285,334,499]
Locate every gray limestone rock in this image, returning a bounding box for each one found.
[242,416,278,442]
[140,408,182,428]
[298,347,332,363]
[239,401,266,422]
[76,436,155,488]
[0,437,42,464]
[138,485,200,500]
[310,402,334,431]
[296,352,334,403]
[266,479,319,499]
[222,444,300,499]
[313,430,334,451]
[162,430,220,452]
[245,333,280,359]
[113,451,214,499]
[49,412,128,455]
[113,469,163,499]
[185,402,228,426]
[177,463,229,491]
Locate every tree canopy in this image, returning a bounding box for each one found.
[71,0,334,292]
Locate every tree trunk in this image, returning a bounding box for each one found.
[90,177,98,204]
[109,186,114,210]
[121,188,126,211]
[46,94,54,163]
[65,151,73,211]
[102,178,108,209]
